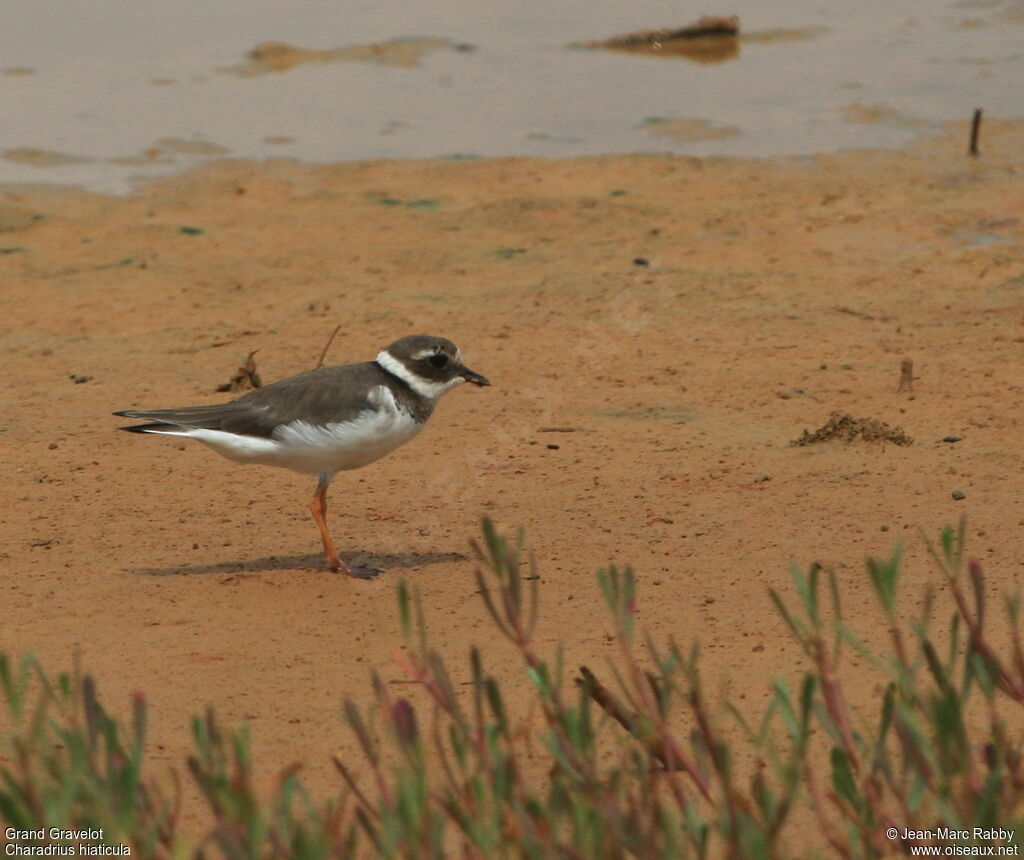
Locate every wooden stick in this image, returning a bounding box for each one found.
[969,108,983,158]
[898,358,914,393]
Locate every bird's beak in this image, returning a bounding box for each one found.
[460,366,491,387]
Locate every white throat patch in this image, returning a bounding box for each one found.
[377,350,465,400]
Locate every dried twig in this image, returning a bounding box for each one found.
[215,350,261,392]
[576,664,711,795]
[316,324,342,369]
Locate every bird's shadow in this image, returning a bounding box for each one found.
[133,549,467,577]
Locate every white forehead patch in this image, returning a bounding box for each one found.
[411,345,462,363]
[377,350,465,400]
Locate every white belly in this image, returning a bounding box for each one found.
[167,386,424,476]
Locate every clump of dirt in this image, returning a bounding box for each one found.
[792,412,913,446]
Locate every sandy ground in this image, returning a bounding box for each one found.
[2,120,1023,837]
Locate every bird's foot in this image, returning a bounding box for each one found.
[326,555,382,579]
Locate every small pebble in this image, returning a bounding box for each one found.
[633,257,649,267]
[942,436,963,443]
[952,491,966,501]
[546,443,560,450]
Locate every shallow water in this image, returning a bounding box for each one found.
[0,0,1019,193]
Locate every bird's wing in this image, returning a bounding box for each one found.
[115,362,385,438]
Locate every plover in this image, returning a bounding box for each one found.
[115,335,490,578]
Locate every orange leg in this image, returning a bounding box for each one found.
[311,477,380,577]
[310,475,348,574]
[309,475,378,579]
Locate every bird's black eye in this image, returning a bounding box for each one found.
[428,353,449,369]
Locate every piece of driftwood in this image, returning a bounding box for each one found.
[589,16,739,48]
[581,16,738,63]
